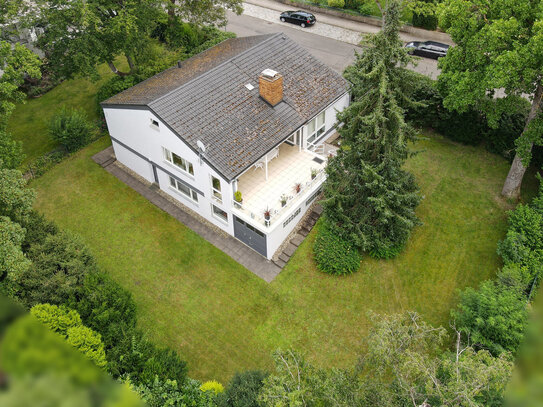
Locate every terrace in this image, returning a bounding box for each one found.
[233,142,328,227]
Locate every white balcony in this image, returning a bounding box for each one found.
[233,142,327,227]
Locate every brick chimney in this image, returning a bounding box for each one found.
[259,69,283,107]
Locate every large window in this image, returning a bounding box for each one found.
[169,176,198,203]
[211,176,222,203]
[163,147,194,176]
[212,204,228,223]
[307,111,325,146]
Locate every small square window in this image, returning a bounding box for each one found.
[151,118,159,127]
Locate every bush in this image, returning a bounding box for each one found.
[403,71,543,164]
[49,107,95,153]
[403,70,441,128]
[70,271,137,350]
[484,104,527,160]
[218,370,269,407]
[24,150,67,179]
[133,376,214,407]
[200,380,224,394]
[328,0,345,7]
[314,219,361,275]
[412,13,438,30]
[20,210,59,253]
[344,0,364,10]
[0,131,24,169]
[106,330,187,385]
[14,231,97,307]
[452,280,528,356]
[30,303,107,368]
[436,108,486,145]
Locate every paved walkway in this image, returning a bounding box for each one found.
[92,147,282,283]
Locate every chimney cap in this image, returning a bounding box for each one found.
[261,68,279,78]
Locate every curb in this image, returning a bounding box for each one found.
[244,0,453,45]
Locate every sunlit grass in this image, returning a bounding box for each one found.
[29,131,530,383]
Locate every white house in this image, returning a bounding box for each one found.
[101,33,349,260]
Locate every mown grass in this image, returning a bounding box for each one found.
[29,130,531,383]
[7,59,127,165]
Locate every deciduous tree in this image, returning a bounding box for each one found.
[438,0,543,200]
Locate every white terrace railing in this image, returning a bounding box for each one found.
[232,167,326,228]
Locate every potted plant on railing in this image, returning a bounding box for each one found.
[264,208,271,226]
[234,191,243,208]
[294,183,302,194]
[280,194,288,207]
[310,168,318,180]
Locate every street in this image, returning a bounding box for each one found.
[225,6,440,78]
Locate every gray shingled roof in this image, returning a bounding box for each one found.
[102,33,348,181]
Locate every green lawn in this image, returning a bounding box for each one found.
[7,60,125,165]
[29,131,528,383]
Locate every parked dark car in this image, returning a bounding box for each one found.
[279,10,316,28]
[405,41,450,59]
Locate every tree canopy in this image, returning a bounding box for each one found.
[438,0,543,199]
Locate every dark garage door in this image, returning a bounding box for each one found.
[233,216,267,258]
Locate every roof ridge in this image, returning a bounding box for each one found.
[149,33,283,107]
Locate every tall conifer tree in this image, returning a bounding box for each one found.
[321,0,421,258]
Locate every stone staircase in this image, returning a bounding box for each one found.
[273,204,323,268]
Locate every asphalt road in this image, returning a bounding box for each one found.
[225,10,440,78]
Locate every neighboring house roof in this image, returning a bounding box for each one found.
[102,33,349,181]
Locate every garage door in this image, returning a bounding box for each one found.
[233,216,267,258]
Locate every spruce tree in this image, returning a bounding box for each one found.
[321,0,421,258]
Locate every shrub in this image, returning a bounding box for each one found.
[328,0,345,7]
[133,376,214,407]
[1,314,103,384]
[218,370,269,407]
[200,380,224,394]
[313,219,361,275]
[412,13,438,30]
[495,263,532,294]
[0,131,24,169]
[49,107,95,153]
[403,70,441,128]
[436,108,486,145]
[20,210,59,253]
[106,330,187,385]
[452,280,528,356]
[71,271,137,350]
[24,150,67,179]
[30,303,107,368]
[14,231,97,307]
[344,0,364,10]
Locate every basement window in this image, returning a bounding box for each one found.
[212,204,228,223]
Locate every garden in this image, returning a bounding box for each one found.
[1,0,543,405]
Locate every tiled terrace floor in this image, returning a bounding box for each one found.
[236,143,326,220]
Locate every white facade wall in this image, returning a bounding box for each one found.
[302,92,350,150]
[103,91,349,260]
[103,106,235,236]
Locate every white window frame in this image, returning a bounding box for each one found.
[210,175,222,204]
[169,176,198,203]
[211,204,228,224]
[163,147,194,177]
[306,110,326,146]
